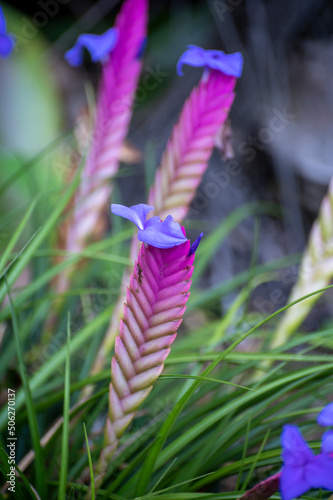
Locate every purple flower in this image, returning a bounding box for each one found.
[280,425,333,500]
[64,27,118,67]
[111,203,188,249]
[0,7,15,58]
[317,402,333,427]
[322,431,333,454]
[177,45,243,78]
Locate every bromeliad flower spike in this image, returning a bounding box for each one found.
[88,43,243,384]
[272,176,333,349]
[65,0,148,253]
[148,45,243,222]
[97,204,201,480]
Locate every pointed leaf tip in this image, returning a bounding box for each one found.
[188,232,203,255]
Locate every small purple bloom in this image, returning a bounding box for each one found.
[322,430,333,454]
[65,27,118,67]
[0,7,15,58]
[280,425,333,500]
[111,203,187,249]
[317,402,333,427]
[177,45,243,78]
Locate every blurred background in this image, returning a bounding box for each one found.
[2,0,333,329]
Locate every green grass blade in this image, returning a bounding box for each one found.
[0,227,41,282]
[58,314,71,500]
[0,198,37,272]
[5,277,46,498]
[0,131,69,197]
[188,253,301,311]
[0,305,113,431]
[192,202,281,285]
[83,423,95,500]
[134,283,333,495]
[0,153,83,304]
[148,458,178,494]
[236,418,251,491]
[159,374,254,391]
[240,429,270,492]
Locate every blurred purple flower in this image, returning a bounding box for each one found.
[65,27,119,66]
[317,402,333,427]
[0,7,15,58]
[111,203,188,249]
[177,45,243,77]
[280,425,333,500]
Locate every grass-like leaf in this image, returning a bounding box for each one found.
[58,314,71,500]
[134,284,333,494]
[83,422,95,500]
[5,276,47,498]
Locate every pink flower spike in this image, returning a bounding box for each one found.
[87,41,241,397]
[99,227,197,470]
[148,67,239,222]
[67,0,148,253]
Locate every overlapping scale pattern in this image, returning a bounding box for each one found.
[90,69,238,380]
[67,0,148,252]
[100,233,194,467]
[148,69,236,222]
[272,177,333,348]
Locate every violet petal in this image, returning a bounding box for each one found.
[307,453,333,489]
[0,33,14,57]
[0,7,7,34]
[138,215,187,249]
[280,466,311,500]
[111,203,154,230]
[317,402,333,427]
[321,430,333,454]
[177,44,243,78]
[281,425,314,467]
[65,27,118,66]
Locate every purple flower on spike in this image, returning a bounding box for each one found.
[317,402,333,427]
[65,27,119,66]
[111,203,188,249]
[100,204,201,470]
[280,425,333,500]
[177,45,243,78]
[0,7,15,58]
